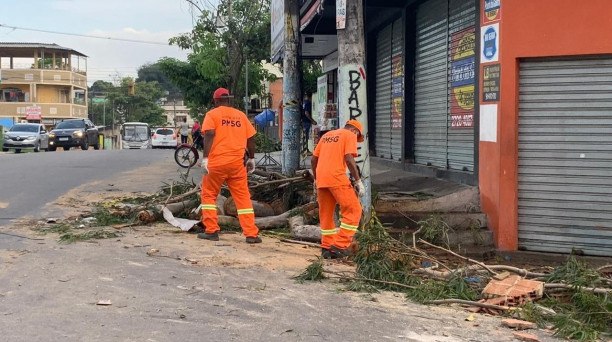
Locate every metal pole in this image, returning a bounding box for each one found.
[281,0,301,176]
[245,58,249,113]
[337,0,371,221]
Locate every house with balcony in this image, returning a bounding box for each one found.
[0,42,88,129]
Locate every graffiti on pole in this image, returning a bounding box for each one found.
[338,64,369,171]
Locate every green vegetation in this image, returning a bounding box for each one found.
[417,213,452,247]
[159,0,273,113]
[294,258,326,283]
[254,131,281,153]
[88,78,166,127]
[58,229,121,244]
[352,214,417,290]
[546,255,603,288]
[406,275,478,303]
[90,206,133,227]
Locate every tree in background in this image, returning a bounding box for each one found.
[302,60,323,96]
[137,62,182,98]
[159,0,274,114]
[88,77,166,127]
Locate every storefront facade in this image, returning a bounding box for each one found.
[285,0,612,256]
[480,0,612,256]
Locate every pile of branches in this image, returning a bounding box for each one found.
[105,167,318,235]
[297,211,612,341]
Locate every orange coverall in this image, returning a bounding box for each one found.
[200,106,258,238]
[313,129,363,249]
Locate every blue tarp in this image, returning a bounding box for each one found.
[0,118,14,130]
[254,109,275,128]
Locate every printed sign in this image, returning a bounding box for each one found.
[483,0,501,24]
[481,23,499,63]
[25,106,42,120]
[270,0,284,60]
[391,55,404,128]
[483,64,501,102]
[450,28,476,128]
[316,75,329,129]
[336,0,346,29]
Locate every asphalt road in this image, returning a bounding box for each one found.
[0,148,184,226]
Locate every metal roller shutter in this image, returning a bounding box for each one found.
[390,18,404,161]
[414,0,449,168]
[518,57,612,257]
[447,0,476,171]
[375,25,393,159]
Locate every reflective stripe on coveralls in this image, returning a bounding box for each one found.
[199,204,217,211]
[201,160,259,238]
[317,185,362,249]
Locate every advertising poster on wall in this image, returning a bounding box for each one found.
[481,23,500,63]
[391,55,404,129]
[450,27,476,128]
[483,0,501,24]
[483,64,501,102]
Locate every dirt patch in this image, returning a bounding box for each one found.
[117,223,327,273]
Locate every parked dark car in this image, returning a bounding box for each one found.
[48,119,99,151]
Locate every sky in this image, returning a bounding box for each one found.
[0,0,220,84]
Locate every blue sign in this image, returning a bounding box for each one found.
[451,57,476,88]
[483,27,497,60]
[484,0,500,11]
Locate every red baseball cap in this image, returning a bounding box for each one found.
[213,87,233,99]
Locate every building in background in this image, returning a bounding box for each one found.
[0,43,88,129]
[160,98,193,128]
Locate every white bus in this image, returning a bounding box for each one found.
[121,122,151,149]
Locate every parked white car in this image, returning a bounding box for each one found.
[151,127,178,149]
[2,123,49,153]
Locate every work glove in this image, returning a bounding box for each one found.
[354,179,366,197]
[246,158,256,174]
[201,158,209,175]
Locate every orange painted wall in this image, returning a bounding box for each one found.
[269,78,283,138]
[479,0,612,250]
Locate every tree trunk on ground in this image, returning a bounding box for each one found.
[289,215,320,242]
[223,197,276,217]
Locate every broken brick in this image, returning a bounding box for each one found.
[512,331,540,342]
[482,275,544,303]
[502,319,537,330]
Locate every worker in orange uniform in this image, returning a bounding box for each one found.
[311,120,366,259]
[198,87,261,244]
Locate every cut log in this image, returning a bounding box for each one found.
[269,198,287,215]
[137,199,198,223]
[223,197,276,217]
[288,216,321,242]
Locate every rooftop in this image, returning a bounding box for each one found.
[0,42,87,57]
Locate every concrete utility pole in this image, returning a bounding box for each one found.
[281,0,301,175]
[337,0,372,221]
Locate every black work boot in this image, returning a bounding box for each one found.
[321,248,337,259]
[245,236,262,244]
[330,245,352,258]
[197,232,219,241]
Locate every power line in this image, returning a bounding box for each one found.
[0,23,173,46]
